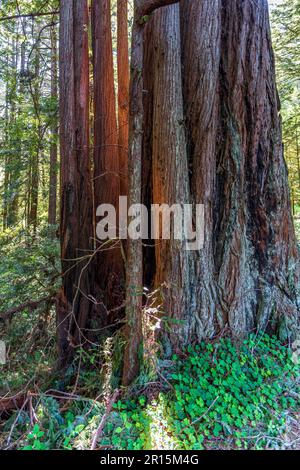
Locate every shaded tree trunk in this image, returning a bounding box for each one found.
[28,22,41,233]
[180,0,222,339]
[48,24,58,227]
[58,0,94,367]
[92,0,123,313]
[117,0,129,197]
[123,0,181,386]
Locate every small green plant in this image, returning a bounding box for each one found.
[22,424,48,450]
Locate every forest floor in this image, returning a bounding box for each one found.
[0,223,299,451]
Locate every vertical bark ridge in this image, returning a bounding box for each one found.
[92,0,123,313]
[58,0,94,366]
[150,4,191,347]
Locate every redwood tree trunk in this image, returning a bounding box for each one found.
[58,0,94,367]
[150,4,191,346]
[123,0,181,385]
[92,0,123,313]
[180,0,222,340]
[141,0,299,351]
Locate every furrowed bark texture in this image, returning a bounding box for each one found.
[117,0,130,197]
[212,0,299,338]
[58,0,94,366]
[180,0,222,339]
[141,0,299,347]
[92,0,123,312]
[150,4,191,346]
[122,3,144,386]
[123,0,181,385]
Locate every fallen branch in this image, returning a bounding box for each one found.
[0,11,59,22]
[0,295,55,321]
[90,389,120,450]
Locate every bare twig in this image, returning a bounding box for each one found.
[0,295,55,321]
[90,389,120,450]
[0,11,59,22]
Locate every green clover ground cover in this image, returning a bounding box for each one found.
[7,333,298,450]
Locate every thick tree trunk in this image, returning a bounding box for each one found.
[182,0,299,337]
[122,5,144,386]
[141,0,299,347]
[117,0,129,197]
[48,24,58,227]
[58,0,94,367]
[92,0,123,312]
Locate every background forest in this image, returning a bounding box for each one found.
[0,0,299,451]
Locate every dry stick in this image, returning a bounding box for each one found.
[0,11,59,21]
[181,395,220,432]
[90,389,120,450]
[7,395,30,445]
[0,295,55,321]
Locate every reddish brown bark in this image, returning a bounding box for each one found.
[141,0,299,347]
[212,0,299,338]
[92,0,123,312]
[123,0,181,385]
[117,0,129,197]
[58,0,94,366]
[150,4,191,345]
[180,0,222,339]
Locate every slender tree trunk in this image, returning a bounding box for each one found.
[28,22,41,233]
[58,0,94,367]
[117,0,129,197]
[92,0,123,313]
[296,125,300,190]
[6,28,19,228]
[150,4,191,346]
[48,24,58,227]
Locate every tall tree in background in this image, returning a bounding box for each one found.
[272,0,300,210]
[117,0,129,198]
[58,0,94,366]
[48,23,58,227]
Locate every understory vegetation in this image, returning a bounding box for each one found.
[0,230,299,450]
[1,323,300,449]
